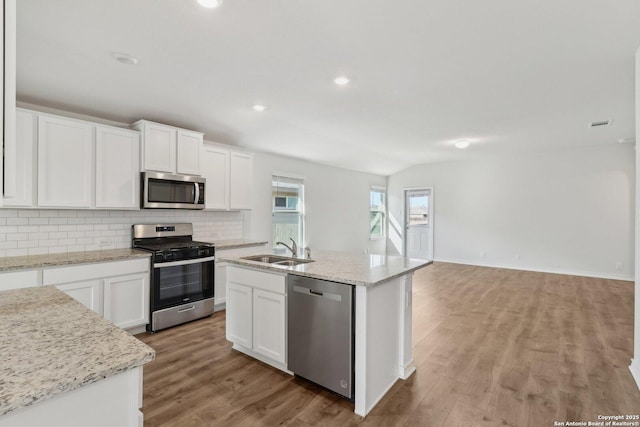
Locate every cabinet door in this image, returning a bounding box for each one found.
[103,273,149,329]
[37,115,93,208]
[142,123,176,173]
[226,282,252,348]
[95,126,140,209]
[201,146,229,210]
[4,109,36,207]
[252,289,286,364]
[177,130,203,175]
[229,152,253,210]
[55,280,104,316]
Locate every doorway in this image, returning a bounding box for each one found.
[404,188,433,260]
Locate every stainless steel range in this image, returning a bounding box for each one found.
[132,223,215,332]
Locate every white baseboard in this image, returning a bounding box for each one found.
[399,360,416,380]
[433,257,634,281]
[214,299,226,312]
[630,359,640,391]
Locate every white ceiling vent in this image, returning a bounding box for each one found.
[589,119,612,128]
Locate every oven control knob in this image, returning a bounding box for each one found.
[198,249,206,256]
[164,252,175,261]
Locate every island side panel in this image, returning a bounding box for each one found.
[399,273,416,379]
[0,367,143,427]
[355,275,413,416]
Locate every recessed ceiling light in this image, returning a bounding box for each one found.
[454,139,470,149]
[112,52,138,65]
[196,0,223,8]
[252,104,266,112]
[334,76,350,86]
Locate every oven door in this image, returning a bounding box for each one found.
[152,256,215,311]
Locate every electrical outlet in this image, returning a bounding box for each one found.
[615,262,623,271]
[515,254,521,261]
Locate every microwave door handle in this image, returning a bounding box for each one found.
[194,182,200,204]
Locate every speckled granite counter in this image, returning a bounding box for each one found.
[221,250,432,287]
[0,286,155,416]
[213,239,268,251]
[0,248,151,273]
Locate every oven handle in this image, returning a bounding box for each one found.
[154,256,216,268]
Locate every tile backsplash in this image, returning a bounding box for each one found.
[0,209,243,257]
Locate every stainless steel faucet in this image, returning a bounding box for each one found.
[276,238,298,258]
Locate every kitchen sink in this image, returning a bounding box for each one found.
[241,254,314,266]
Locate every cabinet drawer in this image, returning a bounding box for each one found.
[0,270,41,291]
[43,258,150,286]
[227,266,285,294]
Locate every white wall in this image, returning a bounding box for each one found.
[388,144,635,280]
[630,47,640,387]
[245,152,387,254]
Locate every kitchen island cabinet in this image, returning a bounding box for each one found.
[0,286,155,427]
[222,250,431,417]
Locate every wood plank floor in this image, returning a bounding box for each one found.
[137,263,640,426]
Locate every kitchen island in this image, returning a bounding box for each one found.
[0,286,155,427]
[221,250,431,417]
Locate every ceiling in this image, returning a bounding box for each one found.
[16,0,640,175]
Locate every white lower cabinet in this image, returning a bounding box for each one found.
[214,243,268,308]
[55,280,104,316]
[252,289,286,364]
[43,258,150,331]
[226,282,252,348]
[225,265,287,371]
[103,274,149,330]
[0,269,41,291]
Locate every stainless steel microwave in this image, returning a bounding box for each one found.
[141,171,205,209]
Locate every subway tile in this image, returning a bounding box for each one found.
[67,218,86,224]
[77,225,94,231]
[28,217,49,225]
[0,241,18,249]
[48,232,67,239]
[38,225,59,232]
[18,240,39,248]
[28,232,48,240]
[28,247,48,256]
[18,210,40,218]
[6,217,29,226]
[17,225,39,233]
[6,248,27,256]
[57,238,76,245]
[58,225,77,232]
[49,218,69,225]
[38,240,58,247]
[0,226,18,233]
[7,233,29,241]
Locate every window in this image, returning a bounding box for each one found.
[370,186,386,239]
[272,175,304,249]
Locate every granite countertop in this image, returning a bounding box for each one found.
[221,250,432,287]
[213,239,269,251]
[0,286,155,416]
[0,248,151,273]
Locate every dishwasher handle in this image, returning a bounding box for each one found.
[293,285,342,302]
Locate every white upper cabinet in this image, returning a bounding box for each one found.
[177,130,203,175]
[95,126,140,209]
[4,109,36,207]
[229,152,253,210]
[37,115,94,208]
[133,120,203,176]
[201,145,229,210]
[1,0,17,207]
[133,121,177,174]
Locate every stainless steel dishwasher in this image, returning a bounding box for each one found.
[287,275,354,400]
